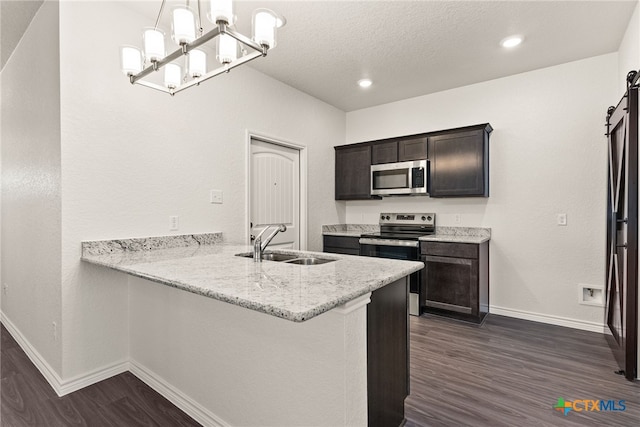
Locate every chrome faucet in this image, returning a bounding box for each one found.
[253,224,287,262]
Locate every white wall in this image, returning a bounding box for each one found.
[0,0,62,373]
[345,54,618,329]
[618,1,640,94]
[57,1,345,378]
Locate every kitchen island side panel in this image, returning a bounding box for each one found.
[128,276,368,426]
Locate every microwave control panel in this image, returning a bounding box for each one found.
[412,167,425,188]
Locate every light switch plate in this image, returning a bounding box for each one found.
[210,190,223,204]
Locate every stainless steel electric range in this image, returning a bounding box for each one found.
[359,213,435,315]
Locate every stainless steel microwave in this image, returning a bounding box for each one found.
[371,160,429,196]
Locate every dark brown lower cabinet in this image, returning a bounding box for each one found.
[322,235,360,255]
[421,241,489,323]
[368,277,409,427]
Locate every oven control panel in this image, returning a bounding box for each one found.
[379,212,435,226]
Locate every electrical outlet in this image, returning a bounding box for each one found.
[454,214,461,224]
[557,213,567,226]
[210,190,223,204]
[170,215,179,231]
[52,322,57,341]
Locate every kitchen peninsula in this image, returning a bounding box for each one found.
[81,233,423,426]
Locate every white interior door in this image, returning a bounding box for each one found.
[250,138,300,249]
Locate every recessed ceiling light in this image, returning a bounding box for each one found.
[358,79,373,88]
[501,36,523,48]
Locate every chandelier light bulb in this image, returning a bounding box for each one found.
[217,34,237,64]
[143,27,165,62]
[209,0,234,24]
[164,63,182,89]
[120,46,142,76]
[252,9,278,49]
[189,49,207,77]
[172,6,197,45]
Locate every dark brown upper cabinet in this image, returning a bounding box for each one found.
[334,123,491,200]
[335,144,375,200]
[371,136,428,165]
[398,136,428,161]
[371,141,398,164]
[428,124,492,197]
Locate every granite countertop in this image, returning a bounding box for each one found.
[322,231,364,237]
[420,226,491,244]
[81,233,423,323]
[323,224,491,244]
[321,224,379,237]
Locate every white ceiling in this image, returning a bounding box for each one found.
[3,1,638,111]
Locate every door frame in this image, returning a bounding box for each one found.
[245,130,308,250]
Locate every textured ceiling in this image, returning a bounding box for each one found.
[4,1,638,111]
[1,0,43,71]
[235,0,637,111]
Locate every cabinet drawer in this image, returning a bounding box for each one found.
[323,235,361,251]
[420,241,478,259]
[325,247,360,256]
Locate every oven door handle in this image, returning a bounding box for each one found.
[359,238,419,248]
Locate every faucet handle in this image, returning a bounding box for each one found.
[254,226,271,241]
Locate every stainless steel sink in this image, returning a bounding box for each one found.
[236,252,299,262]
[283,257,335,265]
[236,253,336,265]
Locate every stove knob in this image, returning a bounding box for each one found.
[427,216,432,221]
[386,215,390,220]
[381,215,385,220]
[421,216,426,221]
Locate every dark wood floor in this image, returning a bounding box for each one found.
[405,314,640,427]
[3,316,640,426]
[0,325,201,426]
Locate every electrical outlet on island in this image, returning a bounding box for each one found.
[170,215,179,231]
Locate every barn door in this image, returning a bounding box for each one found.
[605,80,638,381]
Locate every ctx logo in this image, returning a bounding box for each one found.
[554,397,626,416]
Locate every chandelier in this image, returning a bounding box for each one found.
[120,0,285,96]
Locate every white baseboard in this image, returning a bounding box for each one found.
[129,359,229,427]
[0,312,128,397]
[490,305,607,334]
[1,311,229,425]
